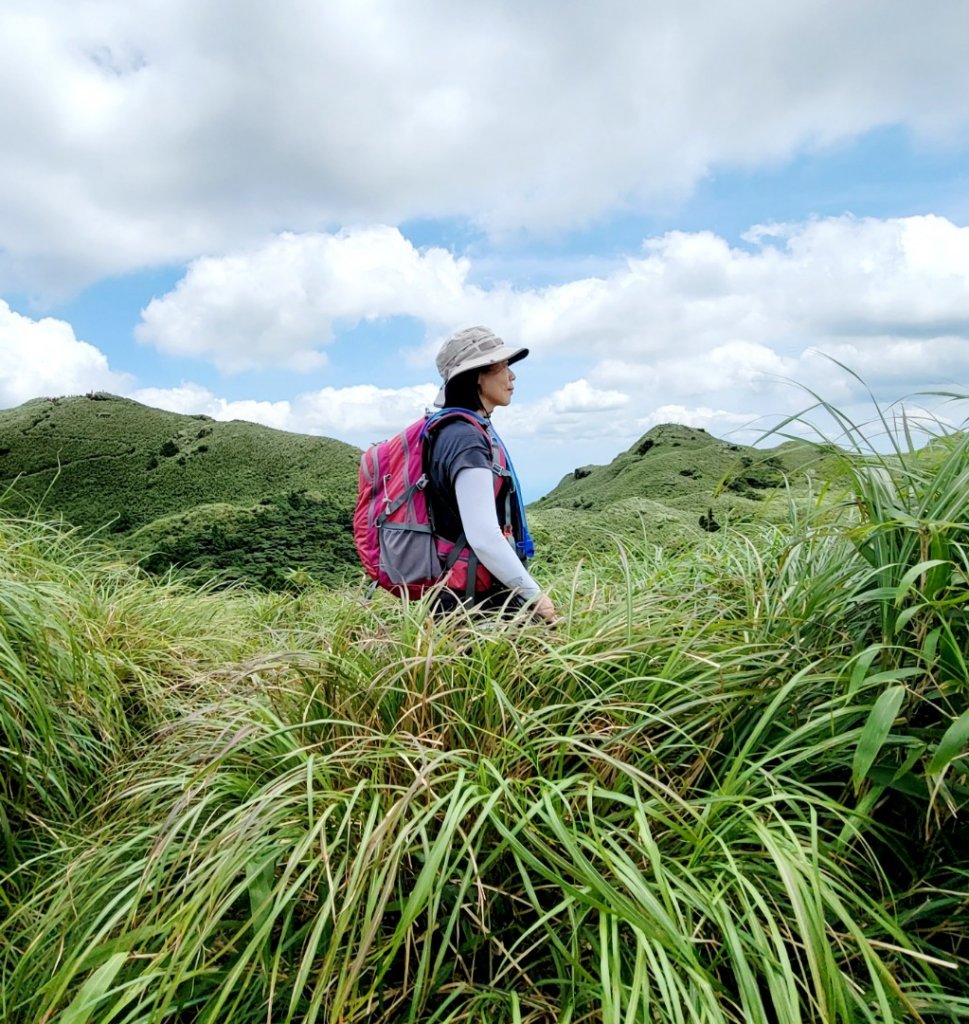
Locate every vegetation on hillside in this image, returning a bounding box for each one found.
[0,393,361,586]
[536,422,842,535]
[127,490,357,590]
[1,396,848,592]
[1,396,967,1023]
[529,495,703,572]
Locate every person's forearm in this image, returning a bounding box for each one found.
[454,468,542,599]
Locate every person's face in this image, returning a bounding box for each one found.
[477,360,516,413]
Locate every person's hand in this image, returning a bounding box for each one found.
[531,593,558,624]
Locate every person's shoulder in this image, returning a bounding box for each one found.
[430,414,491,463]
[433,413,489,443]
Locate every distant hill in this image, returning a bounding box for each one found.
[534,423,840,537]
[0,393,361,588]
[0,396,846,589]
[528,496,704,575]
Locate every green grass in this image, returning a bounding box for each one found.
[125,490,358,590]
[1,397,847,594]
[535,422,841,526]
[0,516,262,879]
[0,393,967,1022]
[0,393,362,589]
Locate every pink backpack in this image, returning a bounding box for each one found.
[353,409,508,600]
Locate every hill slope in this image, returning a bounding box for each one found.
[0,397,843,587]
[534,423,838,535]
[0,393,361,586]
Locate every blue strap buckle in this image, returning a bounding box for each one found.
[516,538,535,559]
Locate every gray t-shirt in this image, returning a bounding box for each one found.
[426,417,506,543]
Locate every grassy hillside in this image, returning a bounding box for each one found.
[129,492,358,590]
[529,495,704,573]
[1,398,967,1021]
[0,396,892,590]
[1,397,824,588]
[0,393,361,586]
[535,422,841,534]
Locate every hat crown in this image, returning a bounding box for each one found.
[436,326,504,379]
[432,326,528,407]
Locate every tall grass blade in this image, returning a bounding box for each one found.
[926,707,969,775]
[853,684,906,794]
[58,952,128,1024]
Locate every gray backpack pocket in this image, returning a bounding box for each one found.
[378,523,441,585]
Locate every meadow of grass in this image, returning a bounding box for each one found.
[0,395,361,533]
[0,401,967,1023]
[0,393,363,589]
[0,395,839,593]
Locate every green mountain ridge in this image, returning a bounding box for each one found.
[0,394,843,587]
[537,422,841,536]
[0,393,360,529]
[0,393,361,587]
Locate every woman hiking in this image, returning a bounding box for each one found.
[426,326,557,622]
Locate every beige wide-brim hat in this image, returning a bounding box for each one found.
[433,326,528,407]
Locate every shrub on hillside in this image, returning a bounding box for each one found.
[130,492,358,590]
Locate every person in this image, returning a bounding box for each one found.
[426,326,557,622]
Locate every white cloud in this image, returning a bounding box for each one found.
[636,404,761,438]
[808,337,969,387]
[136,215,969,409]
[491,216,969,432]
[747,215,969,334]
[502,380,630,440]
[3,1,969,293]
[129,383,295,431]
[135,227,476,371]
[294,385,439,444]
[549,379,629,415]
[594,341,797,400]
[0,300,131,405]
[129,380,440,451]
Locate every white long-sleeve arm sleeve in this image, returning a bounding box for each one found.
[454,466,542,599]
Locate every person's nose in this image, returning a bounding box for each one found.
[509,367,516,381]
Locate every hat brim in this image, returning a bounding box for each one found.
[433,344,529,407]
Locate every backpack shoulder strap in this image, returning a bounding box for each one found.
[423,408,509,487]
[419,407,489,440]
